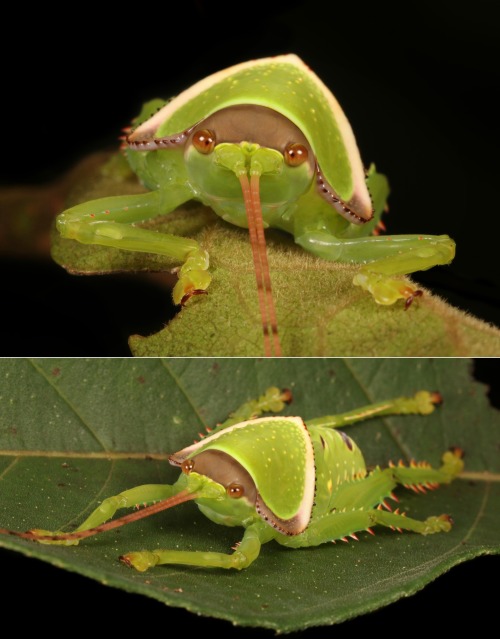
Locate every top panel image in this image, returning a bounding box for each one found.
[2,3,499,356]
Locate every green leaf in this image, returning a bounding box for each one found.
[50,155,500,357]
[1,358,498,632]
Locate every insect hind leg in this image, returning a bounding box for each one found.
[389,448,464,492]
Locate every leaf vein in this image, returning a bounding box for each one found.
[28,359,107,450]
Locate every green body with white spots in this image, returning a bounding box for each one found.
[54,55,455,355]
[2,388,464,571]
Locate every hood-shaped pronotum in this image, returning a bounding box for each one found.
[169,416,315,535]
[128,54,373,222]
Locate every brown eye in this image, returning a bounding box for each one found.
[226,483,244,499]
[181,459,195,474]
[192,129,216,154]
[284,143,308,166]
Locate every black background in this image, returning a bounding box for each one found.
[1,1,499,355]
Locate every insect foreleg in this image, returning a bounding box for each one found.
[56,190,211,305]
[28,484,180,546]
[121,521,274,572]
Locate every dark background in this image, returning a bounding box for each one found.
[1,1,499,354]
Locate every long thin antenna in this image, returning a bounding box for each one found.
[0,490,197,543]
[239,174,282,356]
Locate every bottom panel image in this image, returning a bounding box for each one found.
[0,358,498,636]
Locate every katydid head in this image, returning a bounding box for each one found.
[129,104,316,357]
[127,81,376,356]
[169,416,316,536]
[184,105,316,206]
[127,102,371,224]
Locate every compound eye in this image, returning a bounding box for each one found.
[192,129,216,154]
[181,459,195,474]
[284,143,308,166]
[226,483,245,499]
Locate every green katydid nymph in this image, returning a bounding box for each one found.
[1,387,464,571]
[55,55,456,357]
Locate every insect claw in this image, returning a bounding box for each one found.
[372,220,387,237]
[394,508,400,515]
[430,392,443,406]
[205,426,213,433]
[416,485,427,494]
[377,503,383,511]
[396,527,403,533]
[390,492,399,502]
[340,537,349,543]
[349,533,359,541]
[180,289,209,307]
[404,289,423,310]
[382,500,392,512]
[410,460,417,468]
[398,460,405,467]
[388,460,395,468]
[366,527,375,536]
[280,389,293,404]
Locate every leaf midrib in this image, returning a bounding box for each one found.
[0,451,498,482]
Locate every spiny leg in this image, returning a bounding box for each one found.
[280,448,463,549]
[307,390,442,430]
[121,521,273,572]
[331,448,464,513]
[279,507,453,549]
[389,448,464,491]
[56,189,211,304]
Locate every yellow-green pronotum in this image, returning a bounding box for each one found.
[56,55,455,356]
[1,388,463,570]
